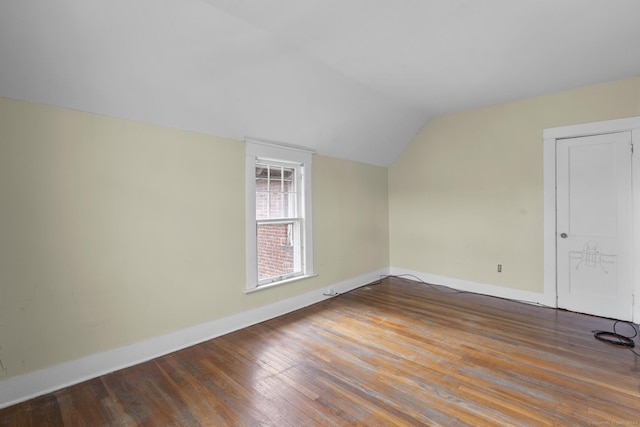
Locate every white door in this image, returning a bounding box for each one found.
[556,132,633,320]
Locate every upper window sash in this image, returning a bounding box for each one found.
[255,160,300,220]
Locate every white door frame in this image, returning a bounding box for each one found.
[543,116,640,322]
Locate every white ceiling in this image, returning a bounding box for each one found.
[1,0,639,166]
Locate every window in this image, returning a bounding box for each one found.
[245,139,314,291]
[255,161,300,282]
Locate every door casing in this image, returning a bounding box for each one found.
[543,116,640,322]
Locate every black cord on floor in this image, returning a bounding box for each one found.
[593,320,640,357]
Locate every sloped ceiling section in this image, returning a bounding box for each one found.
[1,0,639,166]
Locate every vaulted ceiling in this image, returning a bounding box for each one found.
[1,0,639,166]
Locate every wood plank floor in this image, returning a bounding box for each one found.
[2,277,640,426]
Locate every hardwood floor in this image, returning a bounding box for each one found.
[2,277,640,426]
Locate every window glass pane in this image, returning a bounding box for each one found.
[256,191,269,220]
[256,163,297,219]
[267,193,296,218]
[255,164,269,179]
[269,192,284,218]
[282,168,294,188]
[270,167,282,192]
[257,222,299,281]
[256,177,268,191]
[285,192,296,217]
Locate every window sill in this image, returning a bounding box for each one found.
[244,273,318,294]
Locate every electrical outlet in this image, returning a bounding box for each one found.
[497,264,502,273]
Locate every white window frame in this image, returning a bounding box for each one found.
[245,138,315,292]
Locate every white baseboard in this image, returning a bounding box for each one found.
[0,268,389,409]
[389,267,554,307]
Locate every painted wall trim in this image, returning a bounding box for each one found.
[0,268,389,409]
[390,267,553,307]
[543,116,640,322]
[542,116,640,140]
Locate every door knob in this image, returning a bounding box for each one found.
[560,233,568,238]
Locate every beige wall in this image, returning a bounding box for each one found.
[0,97,389,381]
[389,76,640,292]
[2,76,637,382]
[313,155,389,284]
